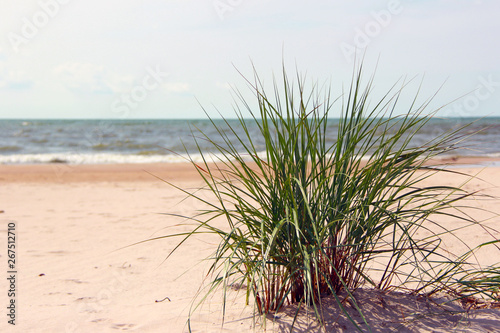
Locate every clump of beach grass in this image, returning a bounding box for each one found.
[161,65,500,331]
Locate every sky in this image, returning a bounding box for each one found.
[0,0,499,119]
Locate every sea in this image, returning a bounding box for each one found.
[1,118,499,165]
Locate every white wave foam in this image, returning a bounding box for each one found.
[0,153,231,165]
[6,151,486,165]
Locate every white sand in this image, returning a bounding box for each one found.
[0,162,499,332]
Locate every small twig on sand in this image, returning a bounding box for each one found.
[155,296,171,303]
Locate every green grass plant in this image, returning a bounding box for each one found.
[160,65,499,331]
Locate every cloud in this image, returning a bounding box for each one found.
[53,62,133,94]
[215,81,231,90]
[0,59,33,90]
[164,82,190,93]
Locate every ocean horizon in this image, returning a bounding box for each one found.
[1,117,500,165]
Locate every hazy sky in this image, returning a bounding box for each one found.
[0,0,499,119]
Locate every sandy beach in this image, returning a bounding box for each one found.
[1,161,500,332]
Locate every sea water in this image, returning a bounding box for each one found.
[0,118,499,164]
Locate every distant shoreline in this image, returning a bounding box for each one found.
[2,156,500,183]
